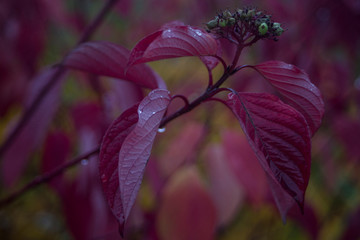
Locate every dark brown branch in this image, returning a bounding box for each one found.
[0,147,100,208]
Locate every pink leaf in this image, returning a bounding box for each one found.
[41,131,71,190]
[205,144,243,226]
[158,122,204,177]
[119,89,170,226]
[221,130,268,205]
[63,41,165,89]
[253,61,324,135]
[128,25,218,66]
[156,167,217,240]
[1,68,65,187]
[226,92,311,217]
[99,104,139,229]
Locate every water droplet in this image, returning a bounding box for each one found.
[81,159,88,166]
[162,29,175,38]
[138,109,142,114]
[194,29,203,37]
[152,111,156,114]
[158,127,166,133]
[101,174,108,183]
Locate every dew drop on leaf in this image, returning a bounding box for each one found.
[158,127,166,133]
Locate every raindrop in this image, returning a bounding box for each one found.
[194,29,203,37]
[162,29,175,38]
[81,159,88,166]
[158,127,166,133]
[138,109,142,114]
[152,111,156,114]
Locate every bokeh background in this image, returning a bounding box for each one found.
[1,0,360,239]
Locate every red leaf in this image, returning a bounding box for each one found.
[63,41,165,89]
[99,89,170,233]
[119,89,170,225]
[226,92,311,217]
[99,103,139,230]
[1,68,65,187]
[128,25,218,66]
[253,61,324,136]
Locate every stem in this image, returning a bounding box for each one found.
[0,147,100,208]
[171,95,190,108]
[160,39,245,128]
[0,0,119,159]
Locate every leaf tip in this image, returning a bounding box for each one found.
[118,222,125,238]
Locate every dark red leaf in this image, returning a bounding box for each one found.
[118,89,170,226]
[226,92,311,217]
[1,68,65,187]
[63,41,165,89]
[99,104,139,229]
[99,89,170,233]
[128,25,218,66]
[253,61,324,136]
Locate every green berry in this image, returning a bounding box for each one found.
[258,22,268,35]
[227,17,236,26]
[218,18,227,27]
[223,10,232,18]
[246,9,255,18]
[206,19,218,30]
[272,22,284,36]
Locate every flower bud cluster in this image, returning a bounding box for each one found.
[206,7,284,44]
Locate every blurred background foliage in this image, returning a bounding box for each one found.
[1,0,360,239]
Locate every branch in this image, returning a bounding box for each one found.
[0,0,120,159]
[0,147,100,208]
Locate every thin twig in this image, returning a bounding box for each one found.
[0,0,120,159]
[0,147,100,208]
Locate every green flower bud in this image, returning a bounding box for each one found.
[223,10,232,19]
[227,17,236,26]
[272,22,284,36]
[237,9,243,16]
[258,22,268,35]
[237,9,246,20]
[206,19,218,30]
[247,9,255,18]
[218,18,227,27]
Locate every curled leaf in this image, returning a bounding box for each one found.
[128,25,218,66]
[252,61,324,136]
